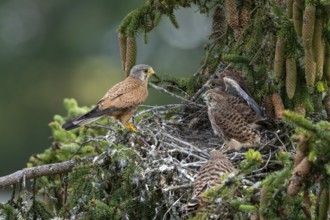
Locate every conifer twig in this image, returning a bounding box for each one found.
[163,184,193,192]
[149,82,189,102]
[0,157,93,187]
[149,82,204,107]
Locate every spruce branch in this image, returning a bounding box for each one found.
[149,82,204,108]
[0,157,93,187]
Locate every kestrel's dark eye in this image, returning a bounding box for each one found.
[144,69,148,73]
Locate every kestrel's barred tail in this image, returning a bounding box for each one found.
[186,151,235,212]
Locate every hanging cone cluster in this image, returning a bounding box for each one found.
[302,4,315,50]
[286,0,294,18]
[304,50,316,86]
[286,126,311,196]
[288,157,312,196]
[235,7,250,38]
[285,57,297,99]
[263,95,275,118]
[313,17,325,80]
[271,92,285,119]
[293,0,303,36]
[125,36,137,77]
[292,134,309,167]
[212,6,227,39]
[225,0,239,30]
[274,38,285,82]
[118,32,127,71]
[224,0,252,39]
[271,2,328,115]
[118,32,137,77]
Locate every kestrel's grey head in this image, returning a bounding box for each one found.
[129,64,155,81]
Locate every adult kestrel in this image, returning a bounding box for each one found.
[203,89,261,150]
[186,150,235,211]
[62,64,155,132]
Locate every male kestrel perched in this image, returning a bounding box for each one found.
[62,64,155,132]
[186,150,235,211]
[203,89,261,150]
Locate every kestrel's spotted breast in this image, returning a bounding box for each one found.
[204,89,261,150]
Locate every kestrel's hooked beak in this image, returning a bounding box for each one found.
[147,67,155,75]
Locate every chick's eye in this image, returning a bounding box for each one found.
[144,69,148,73]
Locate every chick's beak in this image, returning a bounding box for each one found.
[148,68,155,75]
[202,93,210,102]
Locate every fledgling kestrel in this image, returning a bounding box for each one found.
[203,89,261,150]
[206,69,272,129]
[208,69,266,118]
[62,64,155,132]
[186,150,235,212]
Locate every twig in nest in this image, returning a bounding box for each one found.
[149,82,204,108]
[161,132,209,157]
[149,82,189,103]
[135,104,186,118]
[166,143,207,161]
[163,183,193,192]
[162,194,185,220]
[252,150,272,173]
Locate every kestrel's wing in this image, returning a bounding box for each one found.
[98,77,148,110]
[225,96,264,124]
[223,77,266,117]
[217,69,252,96]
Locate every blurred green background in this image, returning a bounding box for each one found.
[0,0,211,176]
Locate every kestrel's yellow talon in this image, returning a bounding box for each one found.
[127,123,137,132]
